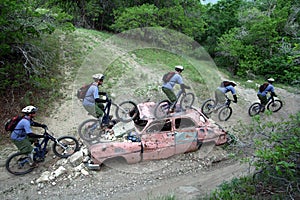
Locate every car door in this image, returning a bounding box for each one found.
[174,117,198,154]
[141,119,176,160]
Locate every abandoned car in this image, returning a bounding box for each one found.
[87,101,228,168]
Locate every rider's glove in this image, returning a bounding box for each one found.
[233,94,237,103]
[41,124,48,129]
[180,84,187,94]
[271,92,277,97]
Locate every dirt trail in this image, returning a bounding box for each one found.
[0,33,299,200]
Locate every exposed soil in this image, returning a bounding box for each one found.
[0,31,299,200]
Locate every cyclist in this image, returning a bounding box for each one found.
[10,105,47,166]
[215,80,238,105]
[257,78,277,112]
[82,73,106,119]
[162,65,190,112]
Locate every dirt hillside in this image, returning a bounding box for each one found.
[0,30,299,200]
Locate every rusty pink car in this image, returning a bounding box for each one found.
[87,102,228,168]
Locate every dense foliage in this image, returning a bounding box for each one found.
[206,112,300,199]
[215,0,300,83]
[0,0,74,114]
[1,0,299,102]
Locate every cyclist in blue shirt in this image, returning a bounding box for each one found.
[162,66,190,111]
[10,106,47,165]
[257,78,277,112]
[215,81,238,105]
[82,73,106,119]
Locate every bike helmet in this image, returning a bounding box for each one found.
[230,81,237,87]
[267,78,275,83]
[175,65,184,72]
[222,80,237,87]
[92,73,105,81]
[22,105,38,114]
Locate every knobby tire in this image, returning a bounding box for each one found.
[179,92,195,111]
[267,99,283,112]
[52,136,79,158]
[201,99,216,117]
[6,152,34,175]
[154,100,171,119]
[115,101,138,122]
[248,102,261,117]
[78,119,102,141]
[218,106,232,121]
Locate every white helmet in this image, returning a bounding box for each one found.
[175,65,184,72]
[267,78,275,82]
[22,105,38,114]
[92,73,105,80]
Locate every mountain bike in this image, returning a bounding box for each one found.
[248,96,283,117]
[6,127,79,175]
[78,93,138,142]
[201,96,233,121]
[154,89,195,119]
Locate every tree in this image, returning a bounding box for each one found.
[110,4,160,32]
[200,0,243,56]
[214,0,300,82]
[0,0,74,96]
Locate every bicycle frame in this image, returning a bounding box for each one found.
[34,130,55,159]
[214,96,232,110]
[258,96,275,108]
[101,97,113,125]
[34,129,68,160]
[169,89,185,109]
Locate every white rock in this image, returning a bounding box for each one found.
[56,158,68,166]
[51,166,67,178]
[80,168,89,176]
[74,163,85,172]
[49,175,56,181]
[68,150,83,167]
[36,171,51,183]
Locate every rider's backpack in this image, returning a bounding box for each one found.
[162,72,176,83]
[77,83,92,101]
[259,83,269,92]
[4,115,23,132]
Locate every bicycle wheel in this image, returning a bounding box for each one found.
[180,92,195,111]
[201,99,216,117]
[6,152,34,175]
[53,136,79,158]
[248,103,261,117]
[78,119,102,141]
[267,99,283,112]
[218,106,232,121]
[115,101,138,122]
[154,100,170,119]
